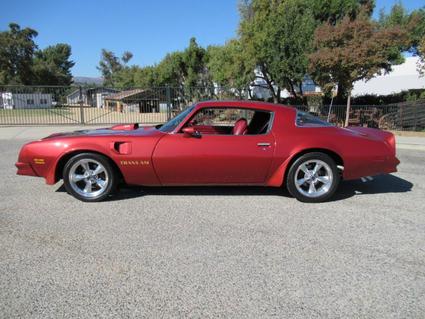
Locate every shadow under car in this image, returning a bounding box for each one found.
[56,174,412,202]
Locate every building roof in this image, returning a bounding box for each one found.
[104,89,146,101]
[66,87,118,98]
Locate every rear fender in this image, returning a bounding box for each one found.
[266,157,292,187]
[265,148,344,187]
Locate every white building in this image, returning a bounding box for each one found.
[0,92,53,109]
[249,68,322,100]
[353,56,425,96]
[66,88,118,108]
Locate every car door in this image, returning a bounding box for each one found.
[152,107,275,185]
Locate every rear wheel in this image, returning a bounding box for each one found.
[63,153,117,202]
[286,152,340,203]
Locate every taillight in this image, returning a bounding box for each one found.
[386,134,396,156]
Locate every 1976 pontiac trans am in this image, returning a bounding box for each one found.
[16,101,399,203]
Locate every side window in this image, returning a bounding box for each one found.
[296,111,333,127]
[192,108,255,127]
[187,108,272,135]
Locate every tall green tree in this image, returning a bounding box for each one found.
[183,37,208,88]
[156,51,186,86]
[32,44,75,85]
[0,23,38,84]
[133,65,159,87]
[207,39,254,90]
[97,49,133,86]
[309,12,408,126]
[206,40,254,98]
[238,0,375,103]
[309,0,375,24]
[154,37,210,89]
[418,35,425,75]
[379,3,425,55]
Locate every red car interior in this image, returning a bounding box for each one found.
[233,118,248,135]
[191,125,230,135]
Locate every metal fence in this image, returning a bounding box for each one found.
[317,101,425,131]
[0,85,424,131]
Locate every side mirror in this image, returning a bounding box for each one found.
[182,126,201,138]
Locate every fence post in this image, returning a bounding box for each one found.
[79,86,85,124]
[344,91,352,127]
[414,101,417,131]
[166,85,171,121]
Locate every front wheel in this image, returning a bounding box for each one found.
[63,153,117,202]
[286,152,340,203]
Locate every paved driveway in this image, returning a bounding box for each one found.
[1,139,424,318]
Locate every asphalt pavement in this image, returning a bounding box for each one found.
[1,136,424,318]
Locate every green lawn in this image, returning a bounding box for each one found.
[0,107,167,125]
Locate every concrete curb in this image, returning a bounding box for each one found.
[396,144,425,151]
[391,130,425,138]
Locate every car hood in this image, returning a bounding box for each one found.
[42,124,160,140]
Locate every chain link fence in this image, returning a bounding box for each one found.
[0,85,424,131]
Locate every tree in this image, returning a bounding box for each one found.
[0,23,38,84]
[97,49,133,86]
[133,65,159,87]
[183,37,208,88]
[32,44,75,85]
[418,35,425,76]
[310,0,374,24]
[309,13,408,126]
[156,51,186,87]
[150,38,209,89]
[379,4,425,56]
[206,39,254,93]
[238,0,375,103]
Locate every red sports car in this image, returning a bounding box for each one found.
[16,101,399,202]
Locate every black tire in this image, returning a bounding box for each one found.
[286,152,340,203]
[63,153,118,202]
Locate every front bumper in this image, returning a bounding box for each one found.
[15,162,38,177]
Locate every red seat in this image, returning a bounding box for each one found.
[233,118,248,135]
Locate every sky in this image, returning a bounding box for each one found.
[1,0,424,77]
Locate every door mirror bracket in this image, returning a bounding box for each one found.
[182,127,201,138]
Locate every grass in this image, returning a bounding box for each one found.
[0,108,72,116]
[0,107,168,125]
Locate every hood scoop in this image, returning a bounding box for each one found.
[110,123,139,131]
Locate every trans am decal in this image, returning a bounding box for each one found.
[120,160,150,166]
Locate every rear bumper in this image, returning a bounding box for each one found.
[343,156,400,180]
[15,162,38,177]
[381,156,400,174]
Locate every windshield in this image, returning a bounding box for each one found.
[159,105,195,133]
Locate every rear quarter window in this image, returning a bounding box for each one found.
[296,111,334,127]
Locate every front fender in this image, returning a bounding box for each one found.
[46,142,120,185]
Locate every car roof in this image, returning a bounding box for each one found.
[195,100,296,113]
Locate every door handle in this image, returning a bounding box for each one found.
[257,142,271,147]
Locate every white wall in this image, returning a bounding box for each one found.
[1,93,53,109]
[353,56,425,96]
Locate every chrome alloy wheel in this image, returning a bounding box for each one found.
[294,159,333,198]
[68,159,109,199]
